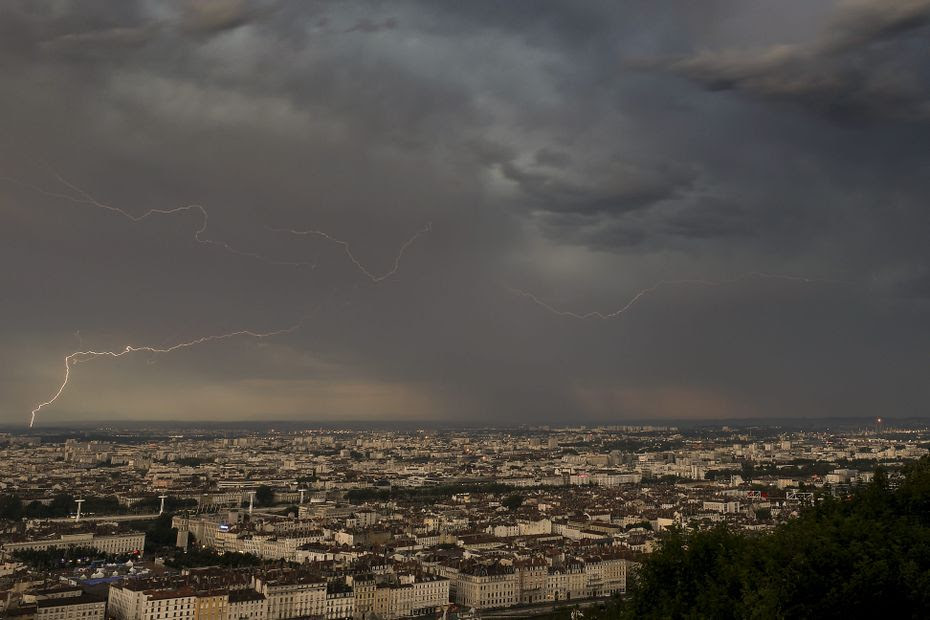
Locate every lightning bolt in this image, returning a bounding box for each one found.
[1,170,316,268]
[509,272,837,320]
[5,164,433,426]
[3,167,432,279]
[266,222,432,283]
[29,321,304,428]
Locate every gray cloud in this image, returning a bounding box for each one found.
[500,159,698,217]
[179,0,275,35]
[344,17,398,34]
[654,0,930,121]
[0,0,928,426]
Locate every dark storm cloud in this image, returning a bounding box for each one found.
[343,17,397,34]
[3,0,276,57]
[0,0,928,426]
[500,158,698,217]
[661,199,757,241]
[179,0,277,35]
[42,26,156,52]
[654,0,930,121]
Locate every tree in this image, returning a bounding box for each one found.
[13,546,121,571]
[502,494,524,510]
[612,456,930,619]
[25,500,49,518]
[625,521,652,531]
[165,547,262,569]
[255,485,274,507]
[49,493,75,517]
[144,513,178,551]
[0,494,23,520]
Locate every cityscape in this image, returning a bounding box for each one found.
[1,421,928,618]
[2,0,929,617]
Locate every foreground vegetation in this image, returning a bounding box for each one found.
[586,456,930,619]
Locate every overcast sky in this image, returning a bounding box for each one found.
[1,0,928,427]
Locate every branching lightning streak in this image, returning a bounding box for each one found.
[4,169,432,278]
[266,222,432,283]
[6,164,432,426]
[29,322,303,428]
[509,272,836,320]
[0,171,316,268]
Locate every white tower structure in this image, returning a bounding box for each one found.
[298,489,307,504]
[74,499,85,522]
[158,495,168,515]
[247,491,256,515]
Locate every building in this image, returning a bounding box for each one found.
[580,552,629,597]
[515,558,547,605]
[546,560,586,602]
[371,574,448,619]
[253,572,328,619]
[15,588,106,620]
[227,589,266,620]
[194,589,227,620]
[1,530,145,559]
[453,562,518,609]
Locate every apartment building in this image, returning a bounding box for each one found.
[1,531,145,559]
[372,574,448,619]
[15,588,106,620]
[454,562,518,609]
[253,572,328,619]
[581,553,628,597]
[515,558,547,604]
[227,589,266,620]
[108,584,197,620]
[193,590,227,620]
[546,560,586,602]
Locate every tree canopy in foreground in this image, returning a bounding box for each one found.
[597,456,930,619]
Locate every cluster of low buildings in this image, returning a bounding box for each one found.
[105,567,449,620]
[0,423,927,618]
[4,584,106,620]
[0,524,145,558]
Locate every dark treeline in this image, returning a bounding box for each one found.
[12,546,136,571]
[345,482,524,503]
[581,456,930,619]
[0,494,196,520]
[144,513,180,552]
[175,457,213,466]
[165,547,263,569]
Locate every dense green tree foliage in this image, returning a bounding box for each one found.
[134,496,198,512]
[610,457,930,619]
[0,493,75,519]
[143,513,179,551]
[0,493,196,520]
[175,457,212,466]
[165,547,263,569]
[345,482,522,503]
[0,494,24,519]
[255,485,275,507]
[13,546,135,570]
